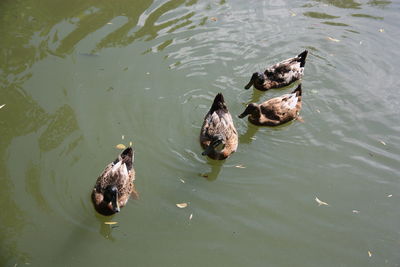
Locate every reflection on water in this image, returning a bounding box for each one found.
[200,159,223,181]
[303,11,340,19]
[313,0,362,9]
[38,105,79,151]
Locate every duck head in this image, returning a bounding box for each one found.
[245,72,265,89]
[202,135,225,156]
[238,103,259,118]
[104,185,120,213]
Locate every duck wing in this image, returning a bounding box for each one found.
[260,93,299,120]
[96,148,134,190]
[279,93,299,111]
[203,110,236,140]
[265,51,307,81]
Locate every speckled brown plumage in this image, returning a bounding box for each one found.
[91,147,138,216]
[200,93,238,160]
[239,85,302,126]
[245,50,308,91]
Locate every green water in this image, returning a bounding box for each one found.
[1,0,399,266]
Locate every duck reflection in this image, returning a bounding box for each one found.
[200,159,223,181]
[239,123,259,144]
[98,217,117,241]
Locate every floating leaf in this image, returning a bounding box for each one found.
[107,22,113,25]
[210,17,217,21]
[327,37,340,42]
[180,179,185,183]
[235,164,246,169]
[315,197,329,206]
[115,144,126,149]
[176,203,188,208]
[189,213,193,220]
[379,140,386,146]
[0,104,5,109]
[104,221,118,225]
[368,251,372,257]
[290,10,296,16]
[200,173,208,178]
[316,109,321,113]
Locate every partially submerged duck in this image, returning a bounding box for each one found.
[245,50,308,91]
[92,147,138,216]
[200,93,238,160]
[239,84,302,126]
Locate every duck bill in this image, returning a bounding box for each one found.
[202,139,223,156]
[244,79,253,89]
[202,145,213,156]
[238,109,250,118]
[111,195,120,213]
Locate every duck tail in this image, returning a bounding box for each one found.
[210,93,225,112]
[120,147,134,170]
[297,50,308,68]
[292,84,302,96]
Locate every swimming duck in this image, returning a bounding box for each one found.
[200,93,238,160]
[244,50,308,91]
[239,84,302,126]
[91,147,138,216]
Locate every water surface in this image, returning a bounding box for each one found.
[1,0,400,266]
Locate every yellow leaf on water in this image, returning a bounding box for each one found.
[210,17,217,21]
[115,144,126,150]
[368,251,372,257]
[104,221,118,225]
[0,104,5,109]
[289,10,296,16]
[327,37,340,42]
[315,197,329,206]
[176,203,188,208]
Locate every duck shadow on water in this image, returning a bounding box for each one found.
[238,118,297,144]
[97,213,118,241]
[239,123,260,144]
[199,158,223,181]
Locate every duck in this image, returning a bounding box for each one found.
[239,84,302,126]
[200,93,238,160]
[91,147,138,216]
[244,50,308,91]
